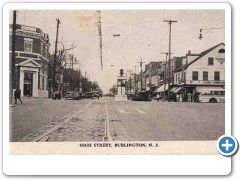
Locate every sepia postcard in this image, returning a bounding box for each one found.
[3,2,232,175]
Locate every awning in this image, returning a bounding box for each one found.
[170,87,178,92]
[196,86,224,91]
[155,84,171,92]
[173,87,182,93]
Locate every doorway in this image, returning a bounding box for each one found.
[24,72,33,96]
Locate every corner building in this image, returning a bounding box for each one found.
[9,24,50,98]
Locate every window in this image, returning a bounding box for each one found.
[41,43,44,55]
[192,71,198,81]
[218,49,225,53]
[214,91,219,95]
[208,57,214,65]
[220,91,225,95]
[203,71,208,81]
[214,71,220,81]
[24,39,33,52]
[42,76,45,91]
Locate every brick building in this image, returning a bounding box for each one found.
[9,24,50,98]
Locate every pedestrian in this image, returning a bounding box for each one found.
[14,87,22,104]
[58,91,61,100]
[156,93,160,102]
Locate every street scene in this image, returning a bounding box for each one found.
[10,97,224,142]
[9,9,225,142]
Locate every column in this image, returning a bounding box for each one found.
[19,69,24,94]
[34,70,39,97]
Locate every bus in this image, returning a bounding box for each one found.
[196,88,225,103]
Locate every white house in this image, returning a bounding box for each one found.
[174,43,225,101]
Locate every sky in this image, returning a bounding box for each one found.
[10,9,225,93]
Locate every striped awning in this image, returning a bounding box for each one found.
[155,84,171,92]
[173,87,182,93]
[170,87,178,92]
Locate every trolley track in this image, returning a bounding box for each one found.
[31,100,94,142]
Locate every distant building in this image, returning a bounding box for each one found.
[9,24,50,98]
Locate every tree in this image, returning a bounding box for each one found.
[56,38,77,69]
[109,85,117,95]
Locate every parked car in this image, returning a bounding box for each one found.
[65,91,81,100]
[127,93,133,100]
[92,94,100,100]
[132,91,151,101]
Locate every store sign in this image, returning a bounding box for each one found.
[21,25,37,32]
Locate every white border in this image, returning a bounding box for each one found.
[3,3,232,175]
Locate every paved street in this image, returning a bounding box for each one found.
[10,97,224,142]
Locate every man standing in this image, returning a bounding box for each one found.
[156,93,160,102]
[14,87,22,104]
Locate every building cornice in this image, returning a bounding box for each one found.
[9,51,49,62]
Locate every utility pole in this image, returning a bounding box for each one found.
[161,52,173,100]
[97,11,103,70]
[70,55,74,91]
[10,10,17,104]
[70,56,78,91]
[53,18,61,93]
[164,19,177,101]
[161,52,168,100]
[137,58,145,91]
[133,65,137,92]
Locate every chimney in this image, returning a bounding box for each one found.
[188,50,191,55]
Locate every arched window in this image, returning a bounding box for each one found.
[218,49,225,53]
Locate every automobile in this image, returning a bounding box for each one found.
[127,93,133,100]
[131,91,151,101]
[65,91,81,100]
[92,94,100,100]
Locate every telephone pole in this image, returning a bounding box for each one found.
[161,52,173,100]
[133,65,137,92]
[137,58,145,91]
[10,10,17,104]
[53,18,61,93]
[164,19,177,101]
[161,52,168,100]
[97,11,103,70]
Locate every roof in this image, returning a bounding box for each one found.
[188,42,225,67]
[174,42,225,73]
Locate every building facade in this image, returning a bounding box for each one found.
[174,43,225,101]
[10,24,50,98]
